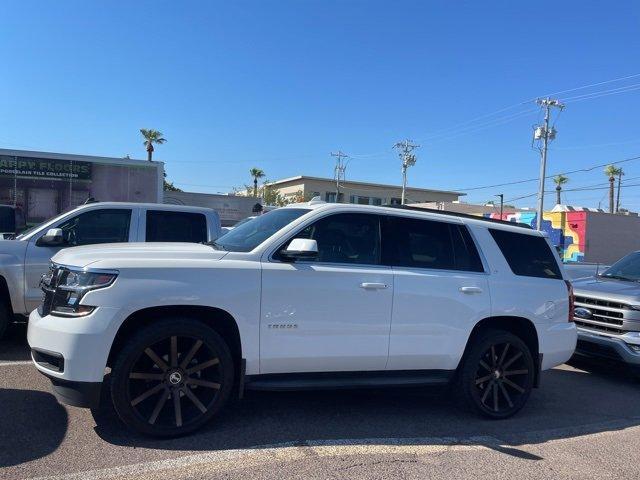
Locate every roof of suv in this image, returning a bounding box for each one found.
[74,202,216,214]
[283,200,539,235]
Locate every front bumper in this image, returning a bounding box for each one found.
[27,306,122,407]
[575,328,640,366]
[38,370,102,408]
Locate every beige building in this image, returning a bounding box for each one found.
[413,200,530,216]
[266,175,463,205]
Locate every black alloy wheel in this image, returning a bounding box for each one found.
[111,318,234,437]
[457,330,535,419]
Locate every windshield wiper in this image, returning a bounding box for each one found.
[600,273,638,282]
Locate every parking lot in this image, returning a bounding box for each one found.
[0,322,638,480]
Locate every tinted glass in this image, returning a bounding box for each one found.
[214,208,310,252]
[146,210,207,243]
[489,229,561,279]
[57,209,131,246]
[600,251,640,282]
[279,213,381,265]
[451,225,484,272]
[383,216,454,270]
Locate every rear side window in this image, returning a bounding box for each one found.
[489,229,561,279]
[146,210,207,243]
[382,216,483,272]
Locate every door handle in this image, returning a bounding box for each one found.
[360,282,388,290]
[459,286,483,294]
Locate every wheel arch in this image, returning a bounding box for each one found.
[107,305,242,374]
[459,315,541,385]
[0,274,14,315]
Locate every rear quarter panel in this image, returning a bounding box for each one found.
[469,224,573,368]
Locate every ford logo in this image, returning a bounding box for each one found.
[574,307,593,319]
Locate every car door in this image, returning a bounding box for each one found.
[260,212,394,374]
[383,215,491,371]
[23,208,134,312]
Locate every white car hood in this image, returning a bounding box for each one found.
[52,242,228,269]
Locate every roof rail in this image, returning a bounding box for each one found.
[383,204,532,229]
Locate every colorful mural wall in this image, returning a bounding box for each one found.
[483,211,586,262]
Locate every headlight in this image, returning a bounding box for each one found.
[58,270,117,290]
[42,266,118,317]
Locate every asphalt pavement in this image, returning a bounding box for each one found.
[1,321,640,480]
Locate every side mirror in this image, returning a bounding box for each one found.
[36,228,66,247]
[281,238,318,260]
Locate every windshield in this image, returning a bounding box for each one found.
[14,223,43,240]
[212,208,310,252]
[600,252,640,282]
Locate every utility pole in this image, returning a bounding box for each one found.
[616,170,624,213]
[495,193,504,219]
[330,151,348,203]
[394,139,419,205]
[533,98,564,230]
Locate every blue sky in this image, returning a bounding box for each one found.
[1,1,640,209]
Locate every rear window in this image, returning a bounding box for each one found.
[146,210,207,243]
[382,216,484,272]
[489,229,561,279]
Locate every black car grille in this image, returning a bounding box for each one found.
[38,265,60,317]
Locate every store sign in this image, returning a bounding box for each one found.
[0,155,92,181]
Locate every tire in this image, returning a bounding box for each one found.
[455,329,535,419]
[0,297,11,340]
[110,317,234,437]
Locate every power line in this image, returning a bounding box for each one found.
[540,72,640,98]
[563,83,640,103]
[454,153,640,192]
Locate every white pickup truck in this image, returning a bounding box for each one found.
[0,202,221,337]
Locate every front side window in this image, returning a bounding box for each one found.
[56,209,131,246]
[146,210,207,243]
[214,208,310,252]
[279,213,381,265]
[489,228,561,279]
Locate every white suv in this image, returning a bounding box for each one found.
[27,201,577,436]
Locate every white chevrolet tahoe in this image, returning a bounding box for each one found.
[0,202,222,338]
[27,201,577,437]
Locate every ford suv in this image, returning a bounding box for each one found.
[27,201,577,436]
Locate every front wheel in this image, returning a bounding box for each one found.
[456,329,535,419]
[110,318,234,437]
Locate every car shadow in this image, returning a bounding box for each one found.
[93,364,640,460]
[0,321,30,361]
[0,389,68,468]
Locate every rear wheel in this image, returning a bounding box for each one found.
[110,318,234,437]
[456,329,535,419]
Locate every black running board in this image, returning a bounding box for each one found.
[244,369,454,391]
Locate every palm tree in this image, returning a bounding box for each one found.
[553,175,569,205]
[249,168,265,197]
[604,165,622,213]
[140,129,166,162]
